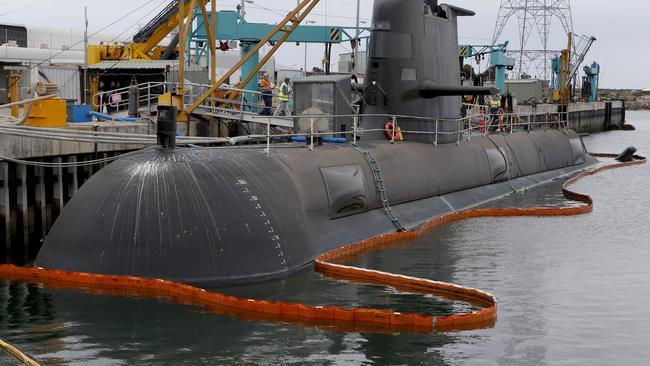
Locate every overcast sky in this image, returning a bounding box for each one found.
[0,0,646,89]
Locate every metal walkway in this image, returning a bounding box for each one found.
[194,105,294,128]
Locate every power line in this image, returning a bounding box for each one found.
[24,0,162,72]
[113,0,170,43]
[492,0,574,79]
[0,0,50,17]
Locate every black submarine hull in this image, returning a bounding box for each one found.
[35,130,594,282]
[35,0,596,282]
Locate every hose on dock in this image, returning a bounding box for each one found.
[0,155,644,334]
[88,111,139,123]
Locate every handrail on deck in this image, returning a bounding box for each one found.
[91,82,571,152]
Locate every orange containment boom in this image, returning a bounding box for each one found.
[0,155,644,334]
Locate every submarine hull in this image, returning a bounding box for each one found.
[35,130,594,282]
[33,0,598,283]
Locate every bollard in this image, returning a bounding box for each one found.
[128,83,138,117]
[157,105,177,149]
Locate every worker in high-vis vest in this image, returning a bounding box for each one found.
[488,94,502,132]
[274,78,292,117]
[259,73,274,116]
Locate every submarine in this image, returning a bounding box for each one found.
[34,0,596,283]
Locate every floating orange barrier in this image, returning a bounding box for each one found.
[0,156,644,334]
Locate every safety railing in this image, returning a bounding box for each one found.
[187,83,295,120]
[91,81,571,152]
[224,108,570,154]
[93,81,169,115]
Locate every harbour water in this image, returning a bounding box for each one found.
[1,111,648,365]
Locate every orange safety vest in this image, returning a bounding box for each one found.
[260,79,272,91]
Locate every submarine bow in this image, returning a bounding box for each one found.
[35,149,310,282]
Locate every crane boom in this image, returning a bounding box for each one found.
[133,1,185,43]
[182,0,322,118]
[566,35,596,88]
[123,0,209,60]
[87,0,209,63]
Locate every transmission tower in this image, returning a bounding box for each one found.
[492,0,573,80]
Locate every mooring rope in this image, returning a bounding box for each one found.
[0,155,644,335]
[0,147,156,168]
[0,338,40,366]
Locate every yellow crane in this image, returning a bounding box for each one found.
[87,0,210,63]
[180,0,322,119]
[87,0,321,123]
[556,32,572,105]
[553,32,596,105]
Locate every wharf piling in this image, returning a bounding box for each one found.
[0,151,129,264]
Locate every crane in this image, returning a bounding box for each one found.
[87,0,209,63]
[180,0,324,119]
[581,62,600,102]
[458,42,514,93]
[187,8,369,103]
[87,0,367,126]
[551,33,596,104]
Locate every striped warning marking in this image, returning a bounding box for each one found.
[0,156,644,334]
[330,28,341,41]
[459,46,469,57]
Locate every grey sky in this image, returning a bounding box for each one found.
[0,0,646,88]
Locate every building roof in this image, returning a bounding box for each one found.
[292,74,352,84]
[88,60,181,70]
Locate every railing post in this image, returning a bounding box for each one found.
[483,109,492,136]
[391,116,397,144]
[353,111,358,145]
[434,119,438,146]
[239,92,245,121]
[147,83,151,114]
[545,113,548,130]
[510,112,513,134]
[265,118,270,155]
[310,117,314,151]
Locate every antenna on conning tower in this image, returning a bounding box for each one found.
[492,0,574,80]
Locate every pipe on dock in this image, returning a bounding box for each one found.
[88,111,139,123]
[290,136,348,143]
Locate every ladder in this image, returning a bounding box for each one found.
[353,145,405,232]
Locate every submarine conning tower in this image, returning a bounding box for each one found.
[361,0,492,144]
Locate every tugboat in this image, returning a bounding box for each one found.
[34,0,595,282]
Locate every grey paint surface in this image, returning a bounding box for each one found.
[36,129,594,282]
[34,0,599,282]
[360,0,474,143]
